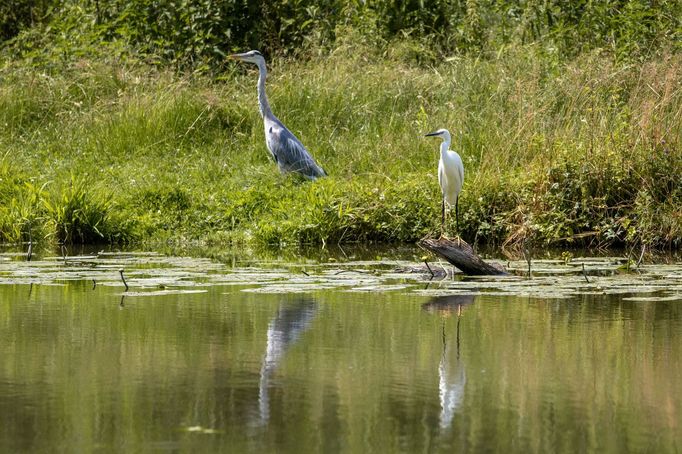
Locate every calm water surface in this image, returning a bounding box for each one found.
[0,248,680,452]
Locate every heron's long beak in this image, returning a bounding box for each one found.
[425,131,440,137]
[229,52,252,61]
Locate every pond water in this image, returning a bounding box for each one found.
[1,246,681,452]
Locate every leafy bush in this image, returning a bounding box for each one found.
[3,0,679,69]
[0,0,54,41]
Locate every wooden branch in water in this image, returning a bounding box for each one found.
[418,237,508,276]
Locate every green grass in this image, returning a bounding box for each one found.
[1,46,681,249]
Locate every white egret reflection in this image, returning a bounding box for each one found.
[422,294,475,429]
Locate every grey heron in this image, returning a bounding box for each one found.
[425,129,464,237]
[229,50,327,180]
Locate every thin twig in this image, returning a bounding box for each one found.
[424,261,435,278]
[119,269,129,291]
[582,263,590,283]
[423,276,434,289]
[636,244,646,268]
[523,246,532,279]
[436,259,448,278]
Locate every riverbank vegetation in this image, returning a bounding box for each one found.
[1,1,680,249]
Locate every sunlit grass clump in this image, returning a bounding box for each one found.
[1,46,680,249]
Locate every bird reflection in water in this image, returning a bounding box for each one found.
[258,296,318,424]
[422,294,475,429]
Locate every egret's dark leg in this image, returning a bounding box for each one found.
[441,198,445,237]
[455,197,461,246]
[455,197,459,234]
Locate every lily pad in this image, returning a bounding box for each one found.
[122,289,209,297]
[0,247,680,300]
[622,294,682,302]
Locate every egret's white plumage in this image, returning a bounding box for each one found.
[426,128,464,236]
[229,50,326,180]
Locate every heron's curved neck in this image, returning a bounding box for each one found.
[256,61,274,120]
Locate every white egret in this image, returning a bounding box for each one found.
[229,50,327,180]
[425,129,464,237]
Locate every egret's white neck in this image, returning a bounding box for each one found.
[439,137,451,159]
[256,60,274,120]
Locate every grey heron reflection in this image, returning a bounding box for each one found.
[422,294,475,429]
[258,295,318,424]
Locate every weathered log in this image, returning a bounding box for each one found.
[418,237,508,276]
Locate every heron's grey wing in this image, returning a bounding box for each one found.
[269,126,325,179]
